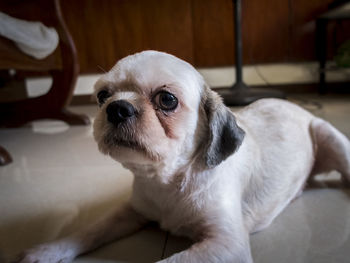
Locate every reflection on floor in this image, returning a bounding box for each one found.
[0,94,349,263]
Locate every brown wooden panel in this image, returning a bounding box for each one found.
[192,0,234,66]
[242,0,290,64]
[57,0,350,73]
[61,0,193,73]
[139,0,193,62]
[290,0,334,61]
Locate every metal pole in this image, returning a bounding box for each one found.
[234,0,243,85]
[216,0,285,105]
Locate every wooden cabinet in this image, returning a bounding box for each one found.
[59,0,349,73]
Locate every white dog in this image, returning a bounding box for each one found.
[15,51,350,263]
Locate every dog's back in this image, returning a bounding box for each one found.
[234,98,350,233]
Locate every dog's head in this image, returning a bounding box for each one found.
[93,51,244,170]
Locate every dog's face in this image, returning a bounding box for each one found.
[93,51,244,170]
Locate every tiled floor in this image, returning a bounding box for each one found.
[0,94,349,263]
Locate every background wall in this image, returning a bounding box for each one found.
[60,0,350,73]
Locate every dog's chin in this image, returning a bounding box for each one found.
[99,138,161,165]
[109,146,156,165]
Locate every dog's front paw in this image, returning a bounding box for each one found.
[12,244,74,263]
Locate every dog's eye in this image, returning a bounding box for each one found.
[154,91,178,111]
[97,90,111,106]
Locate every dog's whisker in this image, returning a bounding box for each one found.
[97,65,107,73]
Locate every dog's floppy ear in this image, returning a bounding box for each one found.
[203,88,245,168]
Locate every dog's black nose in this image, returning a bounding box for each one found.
[106,100,136,125]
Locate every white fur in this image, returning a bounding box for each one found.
[15,51,350,263]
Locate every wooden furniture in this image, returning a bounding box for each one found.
[316,2,350,93]
[0,146,12,165]
[58,0,349,73]
[0,0,90,165]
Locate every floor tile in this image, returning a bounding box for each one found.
[0,102,169,263]
[251,188,350,263]
[74,225,166,263]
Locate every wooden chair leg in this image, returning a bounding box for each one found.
[0,146,12,166]
[54,108,91,126]
[0,0,90,128]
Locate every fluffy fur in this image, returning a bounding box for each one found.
[15,51,350,263]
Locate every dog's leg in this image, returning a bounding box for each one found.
[157,221,253,263]
[158,235,253,263]
[311,118,350,183]
[14,204,148,263]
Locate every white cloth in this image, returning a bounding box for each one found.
[0,12,59,59]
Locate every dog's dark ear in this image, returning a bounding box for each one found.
[203,89,245,168]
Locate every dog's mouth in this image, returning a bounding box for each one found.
[104,131,143,151]
[102,128,160,162]
[113,138,143,150]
